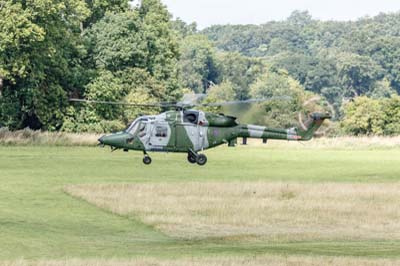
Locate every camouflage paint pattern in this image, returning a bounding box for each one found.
[99,110,330,153]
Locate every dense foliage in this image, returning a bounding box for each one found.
[202,11,400,117]
[0,0,181,132]
[1,3,399,135]
[0,0,90,130]
[341,96,400,135]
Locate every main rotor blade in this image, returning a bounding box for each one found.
[198,96,292,107]
[70,95,292,109]
[69,98,177,108]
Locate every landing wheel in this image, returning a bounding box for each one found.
[143,156,152,165]
[187,154,197,164]
[196,154,207,166]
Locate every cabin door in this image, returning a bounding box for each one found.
[148,122,174,150]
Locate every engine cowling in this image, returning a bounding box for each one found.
[206,113,238,127]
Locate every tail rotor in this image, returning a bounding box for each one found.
[298,96,335,137]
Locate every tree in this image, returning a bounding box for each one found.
[179,35,219,93]
[303,51,340,93]
[63,67,162,132]
[247,69,313,128]
[365,36,400,93]
[202,24,263,55]
[84,0,129,27]
[368,78,397,99]
[341,97,385,135]
[336,53,384,97]
[85,70,127,120]
[382,96,400,135]
[172,18,197,38]
[200,81,235,113]
[270,53,314,85]
[0,2,45,86]
[86,0,180,94]
[216,52,264,100]
[0,0,90,130]
[201,12,400,104]
[287,10,313,27]
[65,0,181,132]
[138,0,180,100]
[86,11,147,72]
[207,81,235,102]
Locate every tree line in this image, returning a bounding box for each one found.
[1,2,399,135]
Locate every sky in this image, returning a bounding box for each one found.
[159,0,400,29]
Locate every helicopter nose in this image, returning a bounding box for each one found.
[98,135,114,146]
[97,133,128,147]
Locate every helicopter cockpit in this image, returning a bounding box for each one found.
[126,118,149,135]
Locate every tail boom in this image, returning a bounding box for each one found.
[238,125,302,141]
[238,113,331,142]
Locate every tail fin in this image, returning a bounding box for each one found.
[298,113,331,141]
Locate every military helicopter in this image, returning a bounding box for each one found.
[70,96,331,166]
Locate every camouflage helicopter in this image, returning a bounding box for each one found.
[70,96,331,166]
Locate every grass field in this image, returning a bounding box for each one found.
[1,141,400,265]
[65,182,400,241]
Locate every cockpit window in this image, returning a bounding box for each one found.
[126,118,148,134]
[126,120,138,134]
[138,123,147,137]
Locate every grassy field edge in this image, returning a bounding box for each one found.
[3,128,400,149]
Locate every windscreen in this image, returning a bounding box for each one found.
[126,118,148,134]
[126,119,139,134]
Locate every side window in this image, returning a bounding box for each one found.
[155,126,168,138]
[183,111,199,124]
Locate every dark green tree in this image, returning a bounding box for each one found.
[86,11,147,72]
[179,35,219,93]
[382,96,400,135]
[65,0,181,132]
[172,18,197,38]
[336,53,384,97]
[216,52,264,100]
[84,0,129,27]
[365,36,400,93]
[0,0,90,130]
[247,69,315,128]
[138,0,180,100]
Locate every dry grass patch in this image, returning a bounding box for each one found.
[65,182,400,241]
[0,128,99,146]
[1,127,400,149]
[246,136,400,149]
[3,256,400,266]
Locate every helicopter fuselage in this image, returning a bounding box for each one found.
[98,110,330,165]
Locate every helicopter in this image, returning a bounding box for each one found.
[70,96,331,166]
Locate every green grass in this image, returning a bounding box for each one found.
[1,145,400,260]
